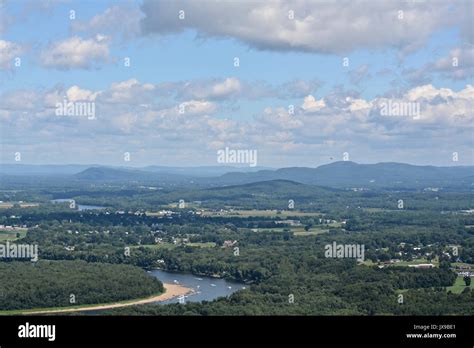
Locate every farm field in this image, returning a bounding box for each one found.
[446,276,472,294]
[0,228,27,241]
[200,209,322,218]
[244,226,331,236]
[395,258,440,267]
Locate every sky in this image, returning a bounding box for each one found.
[0,0,473,167]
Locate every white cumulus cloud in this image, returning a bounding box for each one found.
[40,35,110,69]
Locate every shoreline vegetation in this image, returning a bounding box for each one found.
[0,283,193,315]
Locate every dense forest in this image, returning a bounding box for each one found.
[0,260,163,311]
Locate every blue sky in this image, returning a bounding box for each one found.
[0,0,473,167]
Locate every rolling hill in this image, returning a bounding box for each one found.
[213,161,474,189]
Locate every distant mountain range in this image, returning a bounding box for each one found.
[0,164,94,175]
[213,161,474,188]
[1,162,473,189]
[0,164,269,177]
[141,165,271,177]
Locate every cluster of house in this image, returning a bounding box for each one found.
[456,270,473,277]
[377,259,436,269]
[0,224,27,230]
[408,263,435,269]
[274,218,340,226]
[459,209,474,214]
[153,210,174,216]
[209,209,232,216]
[222,240,238,248]
[452,264,473,278]
[65,229,111,235]
[423,187,440,192]
[121,209,202,216]
[374,243,474,273]
[318,218,339,224]
[350,187,371,192]
[152,236,237,248]
[275,220,302,226]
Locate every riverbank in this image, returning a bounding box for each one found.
[1,283,193,315]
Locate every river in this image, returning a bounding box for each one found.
[149,269,245,304]
[51,199,106,211]
[79,269,244,314]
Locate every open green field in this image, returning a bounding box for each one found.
[394,276,472,295]
[242,225,333,236]
[186,242,216,248]
[293,229,329,236]
[131,243,176,250]
[395,289,410,294]
[361,257,440,268]
[0,228,27,241]
[446,276,472,294]
[201,209,322,218]
[395,258,439,267]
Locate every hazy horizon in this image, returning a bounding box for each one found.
[1,160,473,170]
